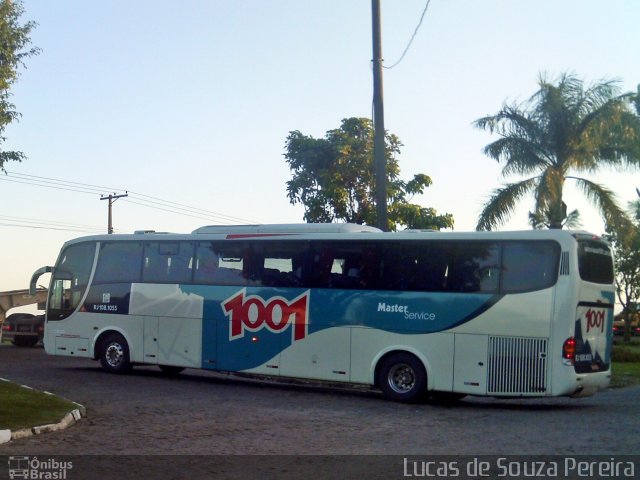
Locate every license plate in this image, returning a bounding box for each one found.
[18,325,31,332]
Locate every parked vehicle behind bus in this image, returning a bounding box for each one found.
[1,313,45,347]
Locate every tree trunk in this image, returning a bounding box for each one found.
[624,311,632,343]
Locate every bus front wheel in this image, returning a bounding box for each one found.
[99,333,132,374]
[377,352,428,403]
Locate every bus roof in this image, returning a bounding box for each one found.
[58,225,607,248]
[191,223,383,234]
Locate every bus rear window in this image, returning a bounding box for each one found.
[578,240,614,284]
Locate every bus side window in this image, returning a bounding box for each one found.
[447,243,500,293]
[359,245,381,290]
[380,243,446,292]
[502,241,559,293]
[412,245,449,292]
[194,243,219,284]
[380,244,408,291]
[94,242,143,284]
[308,242,380,290]
[194,242,247,286]
[256,241,308,287]
[143,242,193,284]
[310,245,335,288]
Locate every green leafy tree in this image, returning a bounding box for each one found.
[0,0,40,172]
[606,203,640,343]
[475,73,640,231]
[284,117,453,231]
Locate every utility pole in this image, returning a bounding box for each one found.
[371,0,388,231]
[100,192,128,234]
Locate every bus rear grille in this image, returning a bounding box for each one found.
[487,336,548,395]
[560,251,570,275]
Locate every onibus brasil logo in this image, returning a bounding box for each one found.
[8,456,72,479]
[222,289,310,342]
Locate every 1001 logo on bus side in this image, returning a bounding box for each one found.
[221,289,309,342]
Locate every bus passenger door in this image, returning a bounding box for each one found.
[453,333,488,395]
[143,317,159,364]
[157,316,203,368]
[200,314,217,370]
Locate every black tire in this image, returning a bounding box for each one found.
[159,365,185,376]
[377,352,428,403]
[99,333,132,374]
[13,337,38,347]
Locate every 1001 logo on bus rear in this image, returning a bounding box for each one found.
[584,308,606,333]
[221,289,309,342]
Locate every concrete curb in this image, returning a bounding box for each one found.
[0,378,86,445]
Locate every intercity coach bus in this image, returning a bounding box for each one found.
[29,224,615,402]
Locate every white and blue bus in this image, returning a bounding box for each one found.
[30,224,615,402]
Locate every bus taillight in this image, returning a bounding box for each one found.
[563,337,576,364]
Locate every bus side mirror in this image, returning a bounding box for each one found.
[29,266,53,296]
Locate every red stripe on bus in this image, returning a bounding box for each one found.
[225,233,298,239]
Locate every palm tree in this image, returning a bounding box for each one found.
[528,204,582,230]
[475,73,640,231]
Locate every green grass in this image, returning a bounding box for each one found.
[610,362,640,389]
[0,380,78,431]
[612,339,640,363]
[610,338,640,388]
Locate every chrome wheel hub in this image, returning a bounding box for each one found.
[105,342,124,367]
[387,363,415,393]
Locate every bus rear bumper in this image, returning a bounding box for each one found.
[570,370,611,398]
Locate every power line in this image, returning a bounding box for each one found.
[384,0,432,70]
[123,195,257,224]
[0,214,106,230]
[0,214,109,233]
[0,176,107,196]
[2,170,259,225]
[0,223,106,233]
[122,199,234,223]
[123,192,257,224]
[1,171,123,195]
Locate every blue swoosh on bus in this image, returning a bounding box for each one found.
[182,285,503,371]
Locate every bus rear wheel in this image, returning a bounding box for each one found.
[99,333,132,374]
[377,352,427,403]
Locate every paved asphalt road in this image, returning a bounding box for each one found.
[0,344,638,478]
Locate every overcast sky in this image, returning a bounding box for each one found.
[1,0,639,299]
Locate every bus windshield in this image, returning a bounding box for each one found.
[48,242,96,321]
